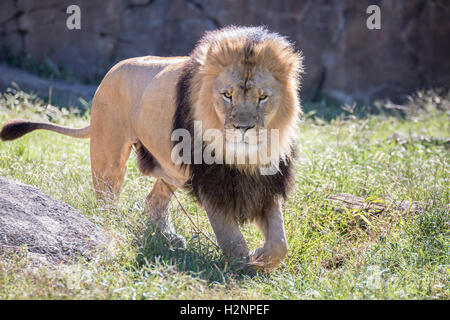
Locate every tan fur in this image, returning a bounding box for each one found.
[1,27,303,271]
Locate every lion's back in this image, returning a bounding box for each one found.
[93,55,188,109]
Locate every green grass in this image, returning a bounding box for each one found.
[0,88,448,299]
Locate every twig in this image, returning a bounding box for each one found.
[162,180,220,249]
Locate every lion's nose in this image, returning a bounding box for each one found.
[233,123,255,133]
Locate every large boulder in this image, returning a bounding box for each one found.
[0,177,110,265]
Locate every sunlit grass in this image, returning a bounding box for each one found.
[0,89,448,299]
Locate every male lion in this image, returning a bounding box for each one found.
[1,26,303,271]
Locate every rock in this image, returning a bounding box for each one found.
[0,0,449,103]
[0,64,96,109]
[325,193,423,215]
[0,177,111,265]
[387,132,450,148]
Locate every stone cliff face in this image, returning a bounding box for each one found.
[1,0,449,103]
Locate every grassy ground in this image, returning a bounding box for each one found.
[0,88,448,299]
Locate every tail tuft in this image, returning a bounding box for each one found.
[0,120,38,141]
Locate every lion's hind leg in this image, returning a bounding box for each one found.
[90,126,133,202]
[90,144,132,202]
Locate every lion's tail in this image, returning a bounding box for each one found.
[0,119,90,141]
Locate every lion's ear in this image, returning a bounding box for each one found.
[259,42,304,84]
[277,46,304,80]
[290,50,304,80]
[193,45,208,66]
[279,50,303,91]
[195,41,230,76]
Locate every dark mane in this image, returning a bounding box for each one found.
[173,59,196,172]
[172,27,297,223]
[173,60,196,138]
[190,152,295,223]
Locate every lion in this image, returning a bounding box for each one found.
[0,26,303,271]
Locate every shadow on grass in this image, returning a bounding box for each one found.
[133,226,257,285]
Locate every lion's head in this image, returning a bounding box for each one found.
[175,26,303,172]
[172,26,303,223]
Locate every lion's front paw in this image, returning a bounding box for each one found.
[248,243,288,272]
[249,247,267,270]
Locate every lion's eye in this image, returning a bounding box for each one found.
[223,92,232,100]
[259,94,268,101]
